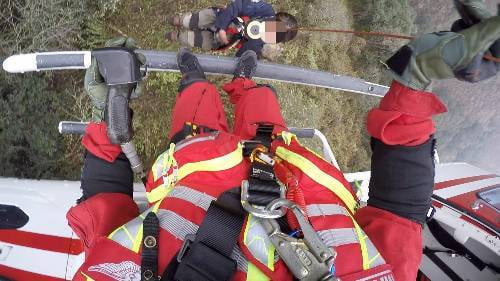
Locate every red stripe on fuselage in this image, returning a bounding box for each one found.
[0,264,65,281]
[434,174,497,190]
[0,229,83,255]
[447,185,500,229]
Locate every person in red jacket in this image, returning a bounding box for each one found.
[67,4,499,281]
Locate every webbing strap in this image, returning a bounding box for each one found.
[169,123,217,145]
[244,124,283,207]
[193,31,204,48]
[189,12,199,30]
[141,212,160,281]
[247,162,281,206]
[253,124,274,149]
[162,189,245,281]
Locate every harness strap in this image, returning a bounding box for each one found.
[162,189,245,281]
[244,124,283,207]
[169,123,217,145]
[193,30,204,48]
[189,12,199,30]
[141,212,160,281]
[253,123,274,148]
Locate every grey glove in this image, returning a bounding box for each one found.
[84,37,146,121]
[452,0,500,82]
[386,15,500,90]
[454,0,493,25]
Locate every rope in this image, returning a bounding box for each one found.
[484,54,500,63]
[297,28,414,40]
[296,27,499,63]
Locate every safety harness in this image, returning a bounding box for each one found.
[137,124,337,281]
[163,189,245,281]
[90,123,395,281]
[215,15,277,51]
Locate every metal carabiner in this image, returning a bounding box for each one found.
[240,180,286,219]
[266,199,337,264]
[261,199,338,281]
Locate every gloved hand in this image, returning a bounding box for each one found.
[386,13,500,90]
[451,0,500,82]
[84,37,146,121]
[454,0,492,25]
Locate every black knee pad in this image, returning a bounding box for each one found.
[367,137,436,225]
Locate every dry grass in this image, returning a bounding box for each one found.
[68,0,414,174]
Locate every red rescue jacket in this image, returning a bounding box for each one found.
[70,130,396,281]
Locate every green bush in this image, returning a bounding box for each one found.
[0,0,121,179]
[0,72,82,178]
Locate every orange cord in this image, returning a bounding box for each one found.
[484,53,500,63]
[297,28,414,40]
[274,161,307,231]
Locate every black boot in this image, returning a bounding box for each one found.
[233,50,258,79]
[177,48,207,92]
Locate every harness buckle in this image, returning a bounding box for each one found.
[176,234,195,263]
[260,199,338,281]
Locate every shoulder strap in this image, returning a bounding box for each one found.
[169,122,217,145]
[141,212,160,281]
[161,189,245,281]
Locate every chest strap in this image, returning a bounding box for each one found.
[162,189,245,281]
[169,122,217,145]
[141,212,160,281]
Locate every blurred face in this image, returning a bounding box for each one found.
[263,21,288,44]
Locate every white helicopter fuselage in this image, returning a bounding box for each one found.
[0,162,498,280]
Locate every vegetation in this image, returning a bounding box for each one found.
[0,0,418,180]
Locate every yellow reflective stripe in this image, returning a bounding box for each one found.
[275,146,357,214]
[368,253,382,266]
[267,244,275,270]
[147,143,244,203]
[146,183,174,203]
[152,143,177,182]
[168,143,177,166]
[152,200,162,212]
[280,131,296,145]
[108,199,164,253]
[247,263,270,281]
[81,271,95,281]
[132,225,143,253]
[350,216,370,270]
[108,226,120,239]
[243,215,275,270]
[132,200,162,253]
[177,143,243,180]
[243,214,251,247]
[122,226,134,242]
